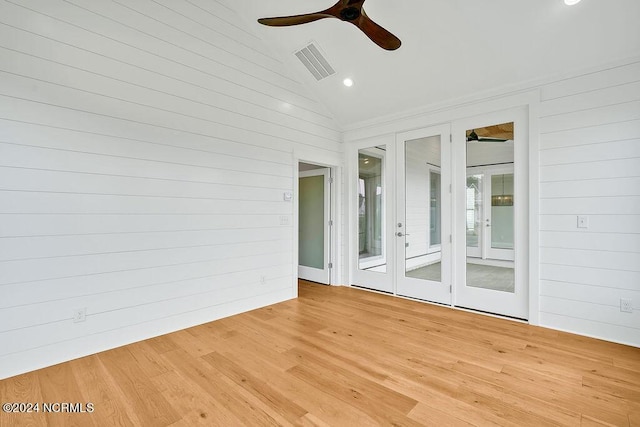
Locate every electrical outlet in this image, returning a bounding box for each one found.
[620,299,633,313]
[279,215,290,226]
[73,308,86,323]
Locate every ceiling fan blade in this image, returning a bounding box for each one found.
[354,10,401,51]
[478,137,509,142]
[258,13,331,27]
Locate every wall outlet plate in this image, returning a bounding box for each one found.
[620,299,633,313]
[73,308,86,323]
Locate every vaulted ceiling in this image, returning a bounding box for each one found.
[230,0,640,126]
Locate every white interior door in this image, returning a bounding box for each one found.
[454,108,529,319]
[395,125,452,304]
[298,169,330,284]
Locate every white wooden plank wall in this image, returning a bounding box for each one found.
[0,0,342,379]
[538,60,640,346]
[405,148,430,259]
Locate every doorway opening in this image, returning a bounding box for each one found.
[298,162,332,285]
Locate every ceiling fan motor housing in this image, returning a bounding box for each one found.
[340,7,361,21]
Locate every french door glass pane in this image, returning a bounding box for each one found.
[465,123,515,293]
[358,148,386,272]
[430,172,441,246]
[491,173,514,250]
[466,174,482,250]
[404,136,441,282]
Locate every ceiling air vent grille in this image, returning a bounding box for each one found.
[294,43,335,81]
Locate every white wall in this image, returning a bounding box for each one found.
[343,58,640,347]
[0,0,342,379]
[405,143,431,260]
[538,61,640,346]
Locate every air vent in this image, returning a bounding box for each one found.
[294,43,335,81]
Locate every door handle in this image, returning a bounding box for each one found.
[396,232,410,237]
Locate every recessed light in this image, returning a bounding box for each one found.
[564,0,581,5]
[343,78,354,87]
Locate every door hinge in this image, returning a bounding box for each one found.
[328,220,333,226]
[328,262,333,269]
[449,234,452,243]
[449,285,452,293]
[449,184,452,193]
[449,134,452,143]
[329,177,334,184]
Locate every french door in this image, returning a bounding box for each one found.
[395,125,452,304]
[351,142,394,293]
[351,108,529,320]
[454,108,529,319]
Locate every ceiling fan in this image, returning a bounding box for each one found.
[257,0,401,51]
[466,130,508,143]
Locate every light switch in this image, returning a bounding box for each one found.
[283,192,292,201]
[577,215,589,229]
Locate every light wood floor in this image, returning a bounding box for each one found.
[1,281,639,426]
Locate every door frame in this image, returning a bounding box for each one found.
[294,156,342,292]
[298,168,331,284]
[452,107,530,319]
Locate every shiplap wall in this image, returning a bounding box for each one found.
[0,0,342,379]
[405,143,431,261]
[538,60,640,346]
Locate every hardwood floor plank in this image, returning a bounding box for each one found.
[201,351,308,425]
[407,402,479,426]
[97,347,180,426]
[159,348,285,426]
[451,361,582,426]
[0,371,46,427]
[150,370,244,426]
[221,338,379,426]
[1,281,638,426]
[68,356,136,426]
[36,363,97,427]
[499,364,631,426]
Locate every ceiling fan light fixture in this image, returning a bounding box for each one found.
[564,0,581,5]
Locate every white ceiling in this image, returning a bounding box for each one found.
[228,0,640,126]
